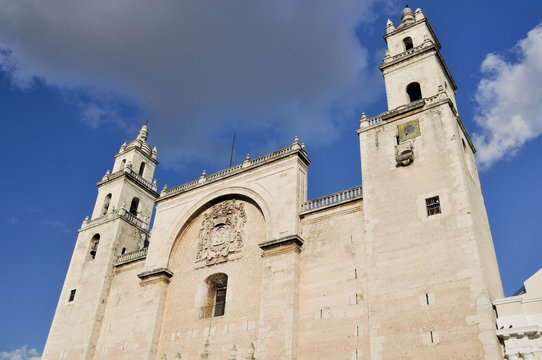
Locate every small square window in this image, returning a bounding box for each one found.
[426,196,441,216]
[69,289,76,302]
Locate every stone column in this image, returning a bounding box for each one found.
[128,268,173,360]
[256,235,303,360]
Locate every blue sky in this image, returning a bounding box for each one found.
[1,0,541,357]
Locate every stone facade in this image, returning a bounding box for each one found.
[494,269,542,360]
[42,6,508,360]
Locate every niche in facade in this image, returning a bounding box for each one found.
[201,273,228,318]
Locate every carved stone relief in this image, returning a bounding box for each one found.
[195,200,247,267]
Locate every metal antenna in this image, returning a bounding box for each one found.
[229,132,236,167]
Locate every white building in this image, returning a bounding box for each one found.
[43,6,508,360]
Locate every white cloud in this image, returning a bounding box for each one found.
[0,0,384,168]
[473,24,542,169]
[0,346,41,360]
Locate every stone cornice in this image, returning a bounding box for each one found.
[383,18,442,50]
[357,91,476,154]
[97,168,159,198]
[259,235,304,254]
[137,267,174,283]
[496,325,542,338]
[379,42,457,91]
[158,142,310,202]
[115,146,159,165]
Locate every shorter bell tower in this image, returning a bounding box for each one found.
[42,125,159,360]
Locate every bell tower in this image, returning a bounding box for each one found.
[357,6,503,359]
[42,125,159,360]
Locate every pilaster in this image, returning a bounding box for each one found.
[256,235,303,359]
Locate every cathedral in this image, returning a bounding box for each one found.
[43,6,522,360]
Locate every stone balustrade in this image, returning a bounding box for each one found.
[100,167,158,193]
[360,93,450,129]
[120,211,148,229]
[116,247,148,265]
[383,38,434,65]
[300,185,362,214]
[162,140,308,199]
[81,208,149,231]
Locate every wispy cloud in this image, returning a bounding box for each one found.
[473,24,542,169]
[0,346,41,360]
[41,219,71,234]
[7,216,21,226]
[0,0,384,168]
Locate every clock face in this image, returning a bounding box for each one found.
[403,124,415,136]
[398,120,420,142]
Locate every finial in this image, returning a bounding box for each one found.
[137,124,149,141]
[293,136,299,145]
[386,19,395,33]
[160,184,168,196]
[102,169,110,181]
[83,216,89,224]
[120,142,127,152]
[401,5,415,24]
[301,143,306,151]
[152,146,158,159]
[145,119,149,126]
[242,154,251,168]
[201,170,207,177]
[361,112,367,121]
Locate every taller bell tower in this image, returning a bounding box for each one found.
[42,125,159,360]
[358,6,503,359]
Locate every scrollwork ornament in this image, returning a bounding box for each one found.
[195,200,247,265]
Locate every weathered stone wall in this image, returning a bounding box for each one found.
[358,101,503,360]
[297,201,368,359]
[155,198,265,359]
[93,260,145,359]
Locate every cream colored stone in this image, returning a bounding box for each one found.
[43,6,509,360]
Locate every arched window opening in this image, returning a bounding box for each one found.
[461,138,467,152]
[407,82,422,102]
[119,159,126,171]
[201,273,228,318]
[138,162,146,176]
[403,36,413,50]
[102,193,112,216]
[129,197,139,216]
[121,247,126,255]
[90,234,100,259]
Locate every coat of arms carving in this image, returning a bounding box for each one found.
[195,200,247,266]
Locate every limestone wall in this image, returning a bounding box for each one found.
[297,200,368,359]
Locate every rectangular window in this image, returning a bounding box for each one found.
[69,289,76,302]
[214,288,226,317]
[426,196,441,216]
